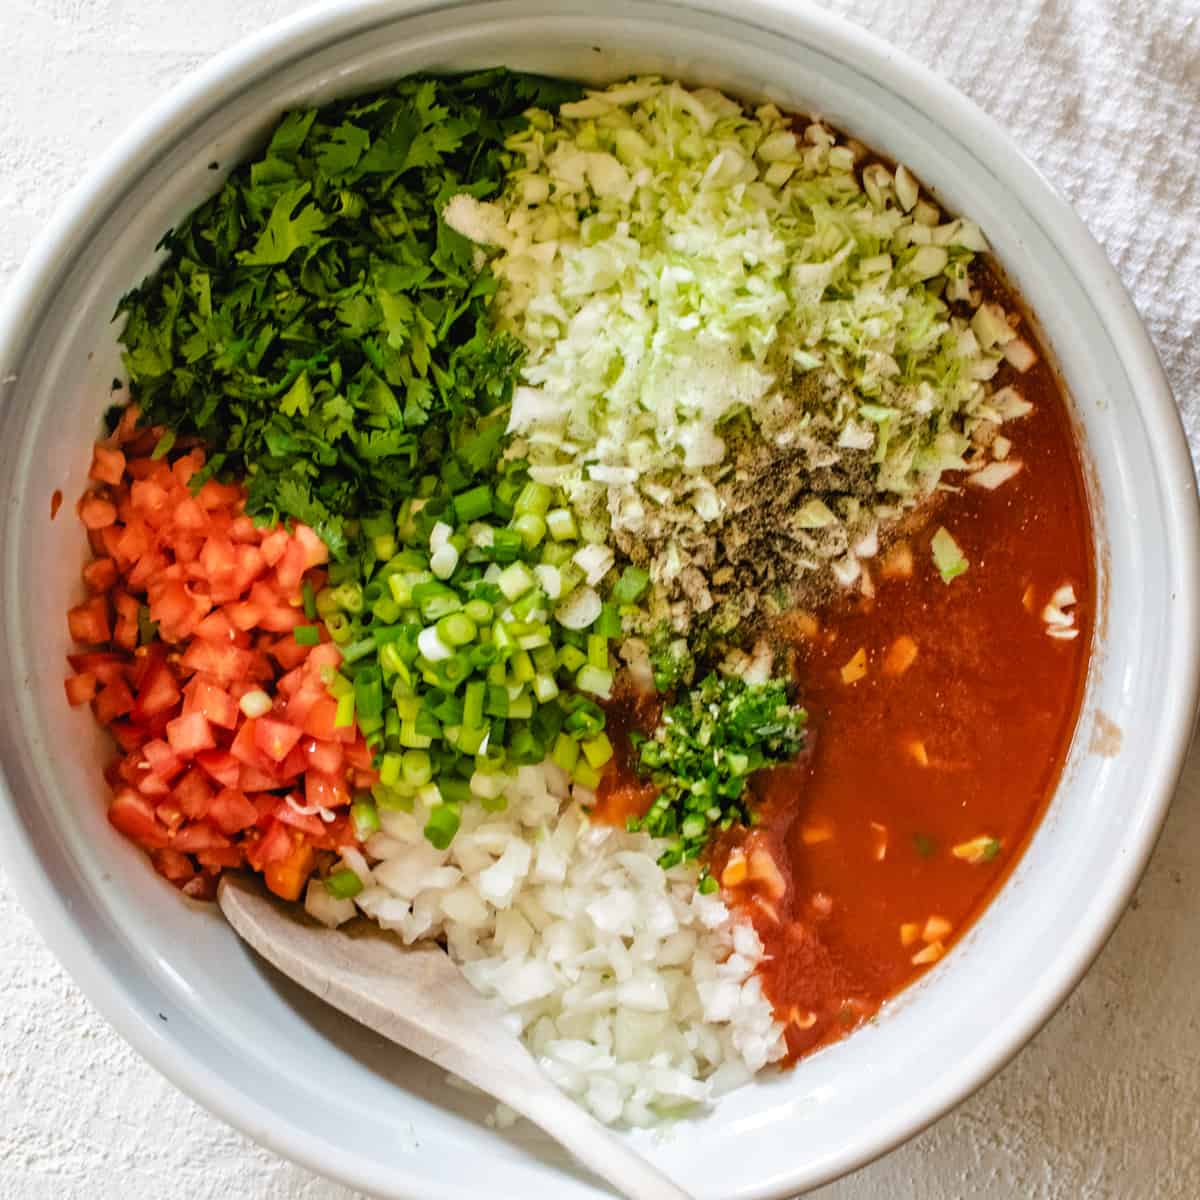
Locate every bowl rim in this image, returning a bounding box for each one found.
[1,0,1198,1195]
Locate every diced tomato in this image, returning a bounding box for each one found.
[260,528,289,566]
[196,845,243,871]
[155,803,185,831]
[195,749,241,789]
[195,479,242,511]
[94,678,135,725]
[68,651,130,686]
[193,609,237,644]
[239,763,285,793]
[68,426,359,903]
[179,874,217,901]
[306,642,342,672]
[170,822,231,854]
[152,847,195,883]
[136,771,171,798]
[171,767,215,820]
[185,676,239,730]
[300,694,355,744]
[344,736,375,771]
[77,492,118,530]
[208,787,259,835]
[302,737,345,776]
[180,639,260,685]
[171,449,205,489]
[82,557,119,593]
[166,711,215,757]
[131,655,181,722]
[114,518,151,564]
[109,788,169,849]
[170,497,206,535]
[263,834,316,901]
[275,802,327,838]
[254,717,302,763]
[306,769,350,811]
[109,722,146,754]
[65,672,98,707]
[130,477,172,526]
[257,603,304,634]
[68,596,111,645]
[111,405,141,444]
[89,444,126,487]
[125,550,169,591]
[142,738,184,782]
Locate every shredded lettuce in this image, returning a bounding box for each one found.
[931,526,969,583]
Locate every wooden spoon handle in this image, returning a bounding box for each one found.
[218,877,694,1200]
[452,1052,695,1200]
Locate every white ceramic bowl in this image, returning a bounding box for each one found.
[1,2,1197,1196]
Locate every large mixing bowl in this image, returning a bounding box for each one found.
[1,2,1196,1196]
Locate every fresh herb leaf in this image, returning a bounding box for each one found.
[628,673,807,867]
[116,71,583,560]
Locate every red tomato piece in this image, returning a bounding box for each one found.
[208,787,259,835]
[193,609,237,644]
[268,634,311,671]
[257,604,304,634]
[151,847,194,883]
[275,802,327,838]
[131,656,181,723]
[77,492,118,530]
[171,766,215,819]
[274,540,309,592]
[196,845,243,871]
[185,676,239,730]
[255,717,303,763]
[142,738,184,782]
[344,736,375,771]
[300,695,355,744]
[67,595,111,645]
[82,557,119,593]
[260,528,289,567]
[171,822,231,854]
[64,672,98,707]
[166,711,216,757]
[109,788,169,849]
[302,737,345,776]
[194,749,241,789]
[263,835,315,901]
[306,769,350,811]
[172,495,208,533]
[88,444,126,487]
[67,652,128,686]
[94,678,135,725]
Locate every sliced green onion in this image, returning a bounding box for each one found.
[611,565,651,605]
[546,508,578,541]
[325,868,363,900]
[576,664,614,698]
[294,624,321,646]
[351,800,380,841]
[424,803,461,850]
[454,484,493,524]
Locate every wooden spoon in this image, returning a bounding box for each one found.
[218,875,695,1200]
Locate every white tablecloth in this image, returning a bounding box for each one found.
[2,2,1197,1197]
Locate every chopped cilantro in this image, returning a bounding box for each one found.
[628,673,807,868]
[116,70,582,559]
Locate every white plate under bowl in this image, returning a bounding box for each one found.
[0,2,1197,1197]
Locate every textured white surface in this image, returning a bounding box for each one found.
[1,2,1198,1198]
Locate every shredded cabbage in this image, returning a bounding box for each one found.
[444,79,1009,522]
